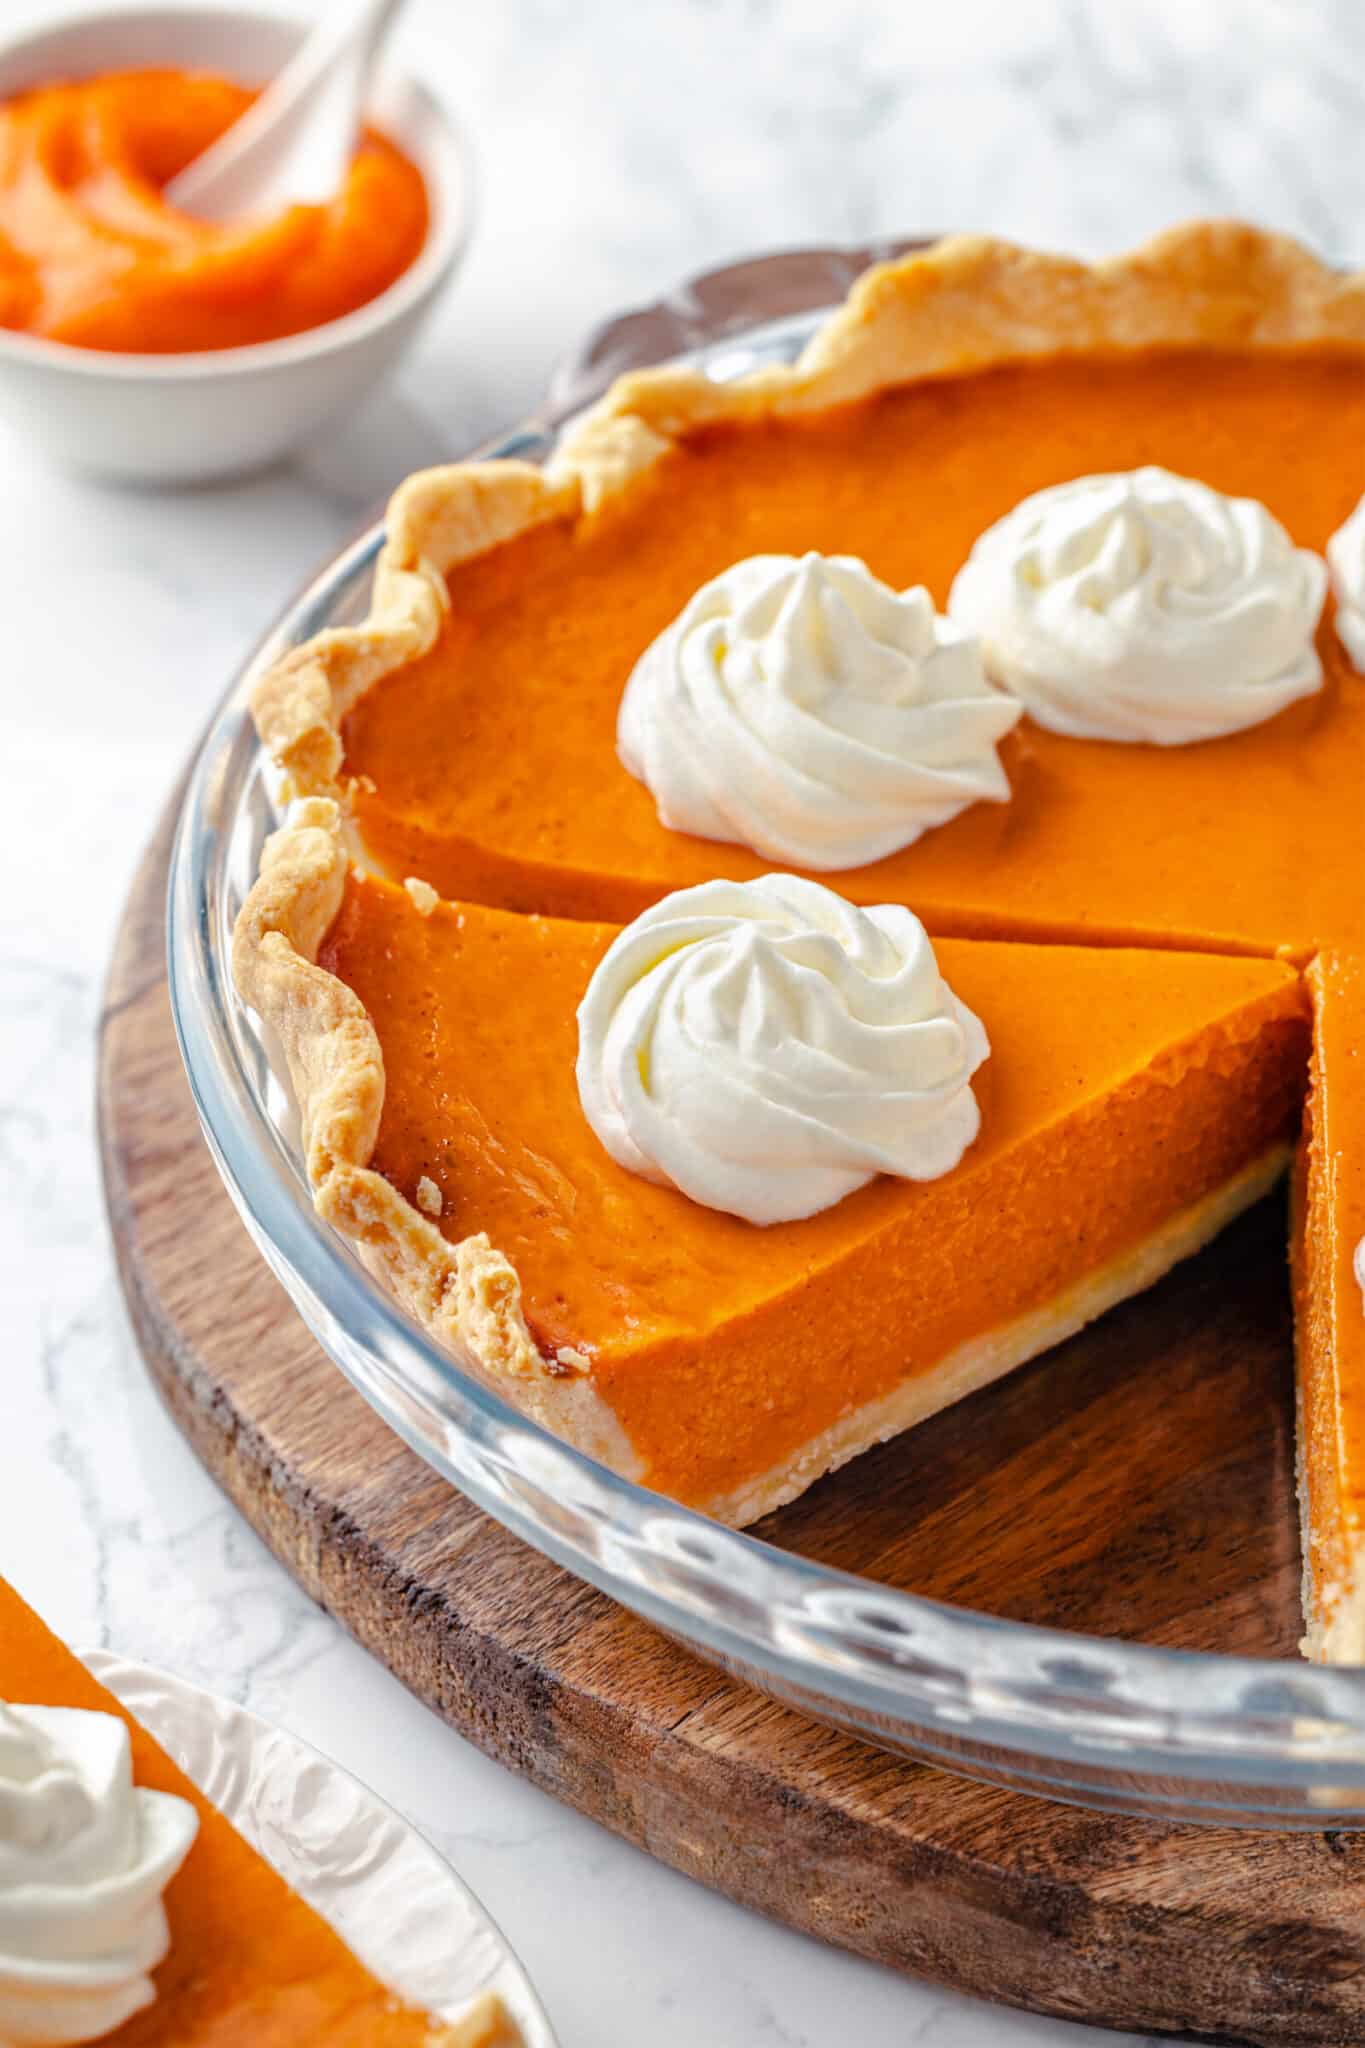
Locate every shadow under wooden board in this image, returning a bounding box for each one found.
[99,792,1365,2047]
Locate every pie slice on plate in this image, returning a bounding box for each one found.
[0,1577,521,2046]
[1295,954,1365,1662]
[236,801,1306,1525]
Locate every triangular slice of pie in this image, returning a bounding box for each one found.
[1294,954,1365,1662]
[236,802,1309,1527]
[0,1577,520,2046]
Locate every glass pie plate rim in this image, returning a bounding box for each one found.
[168,238,1365,1831]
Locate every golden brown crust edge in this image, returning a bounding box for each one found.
[233,222,1364,1482]
[232,800,646,1476]
[232,798,544,1384]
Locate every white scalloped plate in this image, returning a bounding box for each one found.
[82,1651,557,2046]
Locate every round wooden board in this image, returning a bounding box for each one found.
[99,792,1365,2047]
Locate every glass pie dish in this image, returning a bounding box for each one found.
[169,240,1365,1831]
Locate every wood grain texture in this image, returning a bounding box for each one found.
[99,795,1365,2046]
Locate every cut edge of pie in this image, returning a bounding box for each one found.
[1294,954,1365,1664]
[249,220,1365,810]
[722,1146,1288,1529]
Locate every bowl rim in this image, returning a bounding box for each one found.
[167,275,1365,1825]
[0,3,476,380]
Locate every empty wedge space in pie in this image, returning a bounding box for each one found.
[236,222,1365,1663]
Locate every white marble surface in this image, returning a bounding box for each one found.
[1,0,1361,2041]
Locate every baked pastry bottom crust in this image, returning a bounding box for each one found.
[721,1146,1289,1529]
[388,1145,1288,1531]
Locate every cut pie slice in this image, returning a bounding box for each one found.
[0,1576,519,2046]
[235,802,1308,1526]
[1294,954,1365,1662]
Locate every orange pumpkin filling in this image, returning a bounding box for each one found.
[0,68,428,352]
[1294,953,1365,1660]
[344,349,1365,958]
[319,870,1307,1513]
[0,1576,489,2044]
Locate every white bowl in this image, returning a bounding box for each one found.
[0,8,474,482]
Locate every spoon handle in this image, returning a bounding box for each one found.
[167,0,409,222]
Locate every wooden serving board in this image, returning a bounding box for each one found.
[100,792,1365,2047]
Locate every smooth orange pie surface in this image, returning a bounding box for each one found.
[314,861,1306,1518]
[0,69,428,352]
[0,1577,505,2045]
[341,349,1365,957]
[1295,954,1365,1661]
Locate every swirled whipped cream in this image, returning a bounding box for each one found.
[576,875,989,1225]
[0,1702,198,2045]
[617,552,1021,869]
[948,466,1327,743]
[1327,493,1365,672]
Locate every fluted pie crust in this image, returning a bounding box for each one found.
[234,225,1365,1651]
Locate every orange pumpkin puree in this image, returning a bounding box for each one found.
[0,68,427,352]
[1293,953,1365,1657]
[319,871,1307,1508]
[344,349,1365,961]
[0,1576,466,2044]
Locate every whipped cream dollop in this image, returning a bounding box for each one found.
[617,552,1021,869]
[947,466,1327,743]
[1327,493,1365,672]
[576,874,989,1225]
[0,1702,198,2045]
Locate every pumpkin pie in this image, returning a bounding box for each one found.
[0,1576,521,2046]
[235,800,1306,1524]
[237,222,1365,1651]
[1294,955,1365,1663]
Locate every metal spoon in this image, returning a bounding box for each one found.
[166,0,407,222]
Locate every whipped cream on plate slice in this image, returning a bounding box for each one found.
[948,466,1327,743]
[1327,493,1365,672]
[0,1702,198,2045]
[576,874,989,1225]
[618,551,1022,869]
